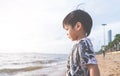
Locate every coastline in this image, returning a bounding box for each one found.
[1,52,120,76]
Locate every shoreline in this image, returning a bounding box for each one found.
[1,51,120,76]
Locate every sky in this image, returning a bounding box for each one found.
[0,0,120,54]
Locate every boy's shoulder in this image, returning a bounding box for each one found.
[79,37,93,47]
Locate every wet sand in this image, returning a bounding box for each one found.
[97,51,120,76]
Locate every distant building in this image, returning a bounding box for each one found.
[108,30,112,43]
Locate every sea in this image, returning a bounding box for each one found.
[0,53,68,76]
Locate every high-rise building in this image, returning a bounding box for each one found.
[108,30,112,43]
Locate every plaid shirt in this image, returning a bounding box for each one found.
[66,38,97,76]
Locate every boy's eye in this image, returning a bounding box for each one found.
[64,27,68,30]
[65,28,68,30]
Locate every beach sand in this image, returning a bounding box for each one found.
[97,51,120,76]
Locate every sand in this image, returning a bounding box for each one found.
[97,51,120,76]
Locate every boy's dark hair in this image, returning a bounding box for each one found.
[63,9,93,36]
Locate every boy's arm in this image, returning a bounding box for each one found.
[87,64,100,76]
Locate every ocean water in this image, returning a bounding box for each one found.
[0,53,67,76]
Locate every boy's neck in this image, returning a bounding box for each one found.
[77,34,87,41]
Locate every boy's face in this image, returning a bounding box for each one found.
[64,24,78,41]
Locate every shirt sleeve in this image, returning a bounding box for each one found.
[79,39,97,65]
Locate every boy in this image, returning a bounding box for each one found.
[63,9,100,76]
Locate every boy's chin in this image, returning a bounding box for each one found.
[70,39,76,41]
[69,37,76,41]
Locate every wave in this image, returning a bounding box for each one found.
[31,60,58,64]
[11,60,58,66]
[0,66,46,74]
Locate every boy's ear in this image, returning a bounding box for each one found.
[75,22,82,31]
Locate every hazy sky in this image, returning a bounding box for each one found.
[0,0,120,54]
